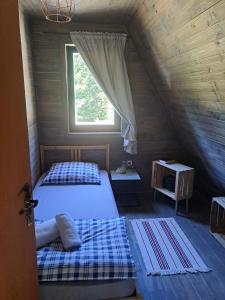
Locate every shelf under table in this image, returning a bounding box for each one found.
[155,187,175,200]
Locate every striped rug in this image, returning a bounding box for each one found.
[131,218,210,276]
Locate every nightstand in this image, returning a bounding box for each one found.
[110,169,141,207]
[151,160,194,214]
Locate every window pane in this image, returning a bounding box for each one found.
[73,53,114,125]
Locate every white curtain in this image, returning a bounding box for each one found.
[70,31,137,154]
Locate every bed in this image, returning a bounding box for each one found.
[33,144,142,300]
[34,170,118,220]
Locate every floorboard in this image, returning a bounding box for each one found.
[118,193,225,300]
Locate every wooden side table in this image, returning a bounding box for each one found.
[110,169,141,207]
[210,197,225,249]
[151,161,194,214]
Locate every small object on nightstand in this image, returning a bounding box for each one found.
[162,175,175,192]
[159,160,176,165]
[115,160,127,174]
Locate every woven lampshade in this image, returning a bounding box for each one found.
[40,0,75,23]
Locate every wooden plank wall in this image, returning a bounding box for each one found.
[128,0,225,193]
[19,6,40,186]
[30,20,185,191]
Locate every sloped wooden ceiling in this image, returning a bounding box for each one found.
[20,0,225,192]
[20,0,142,24]
[128,0,225,191]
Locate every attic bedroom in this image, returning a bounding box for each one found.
[1,1,225,299]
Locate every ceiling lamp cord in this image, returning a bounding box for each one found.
[40,0,75,23]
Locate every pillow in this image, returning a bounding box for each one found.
[35,218,59,249]
[42,161,101,185]
[55,214,82,250]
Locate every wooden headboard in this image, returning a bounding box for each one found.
[40,144,110,173]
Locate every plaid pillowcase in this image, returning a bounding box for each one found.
[42,162,101,185]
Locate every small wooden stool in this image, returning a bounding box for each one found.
[210,197,225,248]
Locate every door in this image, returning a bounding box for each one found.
[0,2,38,300]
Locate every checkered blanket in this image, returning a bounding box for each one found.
[42,162,101,185]
[36,217,136,281]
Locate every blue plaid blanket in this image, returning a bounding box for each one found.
[36,217,136,281]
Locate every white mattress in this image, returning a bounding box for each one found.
[33,170,119,220]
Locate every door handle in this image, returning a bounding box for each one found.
[20,183,38,226]
[20,199,38,214]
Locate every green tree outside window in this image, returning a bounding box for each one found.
[73,53,114,125]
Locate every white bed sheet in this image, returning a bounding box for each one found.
[33,170,118,220]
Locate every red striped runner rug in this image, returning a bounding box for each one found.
[131,218,210,276]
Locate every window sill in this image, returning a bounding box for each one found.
[68,131,121,135]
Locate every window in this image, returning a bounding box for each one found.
[66,45,121,133]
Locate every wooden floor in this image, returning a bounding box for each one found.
[118,193,225,300]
